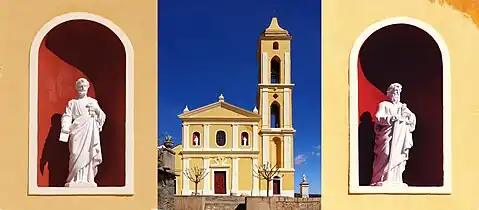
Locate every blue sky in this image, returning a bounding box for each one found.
[158,0,321,193]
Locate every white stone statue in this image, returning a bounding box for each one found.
[193,135,199,146]
[242,136,248,146]
[302,174,307,183]
[370,83,416,187]
[59,78,106,187]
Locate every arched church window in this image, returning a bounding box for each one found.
[241,132,249,146]
[271,56,281,84]
[192,132,200,146]
[216,130,226,147]
[273,41,279,50]
[270,102,281,128]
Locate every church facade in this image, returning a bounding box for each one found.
[173,17,296,197]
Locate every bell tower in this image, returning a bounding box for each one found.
[256,17,295,173]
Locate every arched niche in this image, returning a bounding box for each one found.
[28,12,134,195]
[349,17,451,194]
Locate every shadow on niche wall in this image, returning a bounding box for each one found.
[358,112,374,186]
[37,19,126,187]
[39,113,69,187]
[357,23,443,186]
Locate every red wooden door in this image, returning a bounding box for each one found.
[214,171,226,194]
[273,180,280,195]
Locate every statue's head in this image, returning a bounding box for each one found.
[75,78,90,98]
[386,83,402,103]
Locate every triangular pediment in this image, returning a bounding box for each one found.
[178,101,260,120]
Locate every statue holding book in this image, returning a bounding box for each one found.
[59,78,106,187]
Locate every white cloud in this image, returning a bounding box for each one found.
[314,144,321,156]
[294,154,307,165]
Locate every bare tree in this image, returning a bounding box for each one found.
[184,166,209,196]
[253,161,283,197]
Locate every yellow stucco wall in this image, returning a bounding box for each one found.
[238,158,253,190]
[188,158,204,190]
[282,172,294,190]
[323,0,479,209]
[193,106,250,118]
[0,0,157,209]
[173,145,183,193]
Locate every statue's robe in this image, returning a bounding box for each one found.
[61,97,106,185]
[370,100,416,186]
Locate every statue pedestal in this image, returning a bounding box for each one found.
[65,182,98,188]
[300,181,310,198]
[371,181,408,188]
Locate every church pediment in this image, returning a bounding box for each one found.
[178,101,260,120]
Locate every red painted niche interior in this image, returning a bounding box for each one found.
[37,20,126,187]
[357,24,444,187]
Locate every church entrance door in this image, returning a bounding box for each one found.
[273,179,281,195]
[214,171,226,194]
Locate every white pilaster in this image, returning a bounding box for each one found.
[262,52,268,84]
[262,136,270,165]
[252,158,259,196]
[289,135,294,169]
[204,124,210,149]
[253,125,258,151]
[262,88,269,128]
[283,88,290,128]
[284,52,291,84]
[233,124,239,149]
[182,158,189,195]
[183,124,190,150]
[232,157,239,193]
[203,158,210,194]
[284,136,291,168]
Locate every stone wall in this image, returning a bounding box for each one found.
[175,196,206,210]
[174,196,321,210]
[246,196,321,210]
[157,144,177,210]
[158,171,176,210]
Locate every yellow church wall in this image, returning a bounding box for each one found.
[209,124,233,148]
[323,0,479,209]
[238,158,253,190]
[176,175,183,194]
[188,158,204,190]
[259,178,268,190]
[172,145,183,194]
[189,124,203,148]
[0,0,157,209]
[193,106,249,118]
[173,145,183,173]
[281,172,294,190]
